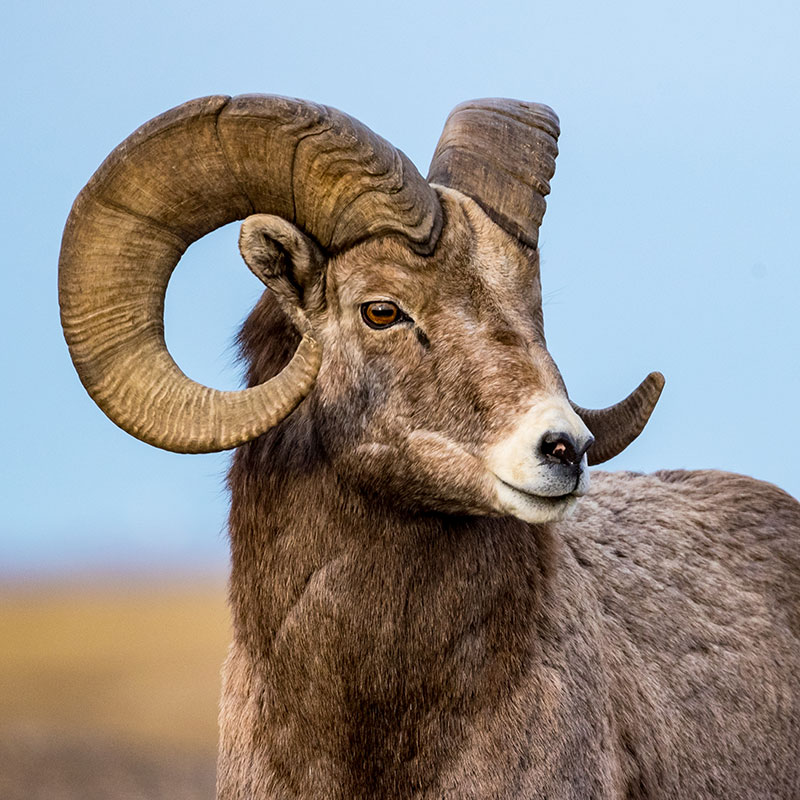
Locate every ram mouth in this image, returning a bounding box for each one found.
[490,474,582,524]
[495,477,577,504]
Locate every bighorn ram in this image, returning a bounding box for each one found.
[60,95,800,798]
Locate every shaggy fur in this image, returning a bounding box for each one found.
[218,190,800,799]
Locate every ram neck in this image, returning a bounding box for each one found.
[222,417,559,798]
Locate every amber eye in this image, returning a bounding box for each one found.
[361,301,405,329]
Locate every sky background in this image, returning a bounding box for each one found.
[1,0,798,577]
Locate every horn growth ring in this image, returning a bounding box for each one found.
[59,95,441,453]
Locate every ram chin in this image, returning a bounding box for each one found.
[493,477,585,524]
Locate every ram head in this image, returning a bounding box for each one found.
[59,95,663,523]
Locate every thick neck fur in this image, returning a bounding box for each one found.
[224,405,561,798]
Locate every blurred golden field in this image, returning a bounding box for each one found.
[0,575,230,799]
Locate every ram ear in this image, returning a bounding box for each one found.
[240,214,326,333]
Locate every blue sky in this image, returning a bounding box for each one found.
[2,0,798,575]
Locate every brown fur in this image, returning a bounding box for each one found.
[218,190,800,798]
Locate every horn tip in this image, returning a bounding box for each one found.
[643,371,666,407]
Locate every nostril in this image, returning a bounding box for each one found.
[539,432,595,466]
[540,431,579,465]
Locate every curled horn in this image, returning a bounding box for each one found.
[426,97,558,249]
[427,98,663,463]
[571,372,665,466]
[59,94,442,453]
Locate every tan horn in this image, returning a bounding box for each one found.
[571,372,665,465]
[426,98,559,250]
[59,94,442,454]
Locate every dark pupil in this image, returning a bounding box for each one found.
[368,303,397,324]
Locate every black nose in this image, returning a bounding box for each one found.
[539,431,594,466]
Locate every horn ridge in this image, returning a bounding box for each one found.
[571,372,666,466]
[60,94,440,453]
[427,97,559,249]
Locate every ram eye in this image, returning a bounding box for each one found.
[361,301,405,329]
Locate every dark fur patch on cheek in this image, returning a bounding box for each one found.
[415,328,431,349]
